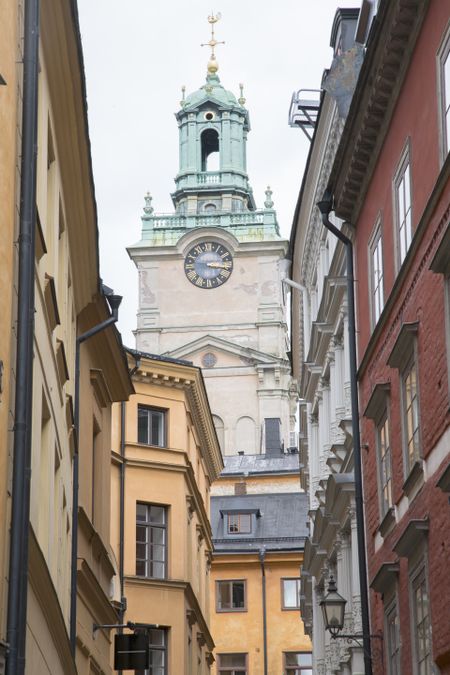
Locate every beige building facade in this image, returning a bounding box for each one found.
[111,350,222,674]
[0,1,133,674]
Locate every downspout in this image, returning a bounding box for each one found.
[117,356,139,675]
[317,192,372,675]
[259,549,268,675]
[117,400,126,675]
[5,1,40,674]
[69,293,122,654]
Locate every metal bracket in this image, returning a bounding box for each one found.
[92,620,160,640]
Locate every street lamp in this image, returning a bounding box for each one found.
[320,576,346,637]
[320,576,383,658]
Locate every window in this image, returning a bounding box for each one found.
[216,580,246,612]
[411,566,432,675]
[386,600,401,675]
[377,413,393,517]
[138,406,166,447]
[284,652,312,674]
[387,323,421,484]
[438,26,450,158]
[370,222,384,324]
[217,653,247,674]
[228,513,251,534]
[136,503,167,579]
[402,357,420,474]
[394,148,412,265]
[136,628,167,675]
[282,578,301,609]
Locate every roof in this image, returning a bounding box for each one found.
[182,73,239,109]
[211,492,309,552]
[125,346,193,367]
[220,453,301,477]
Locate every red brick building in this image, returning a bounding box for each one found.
[328,0,450,672]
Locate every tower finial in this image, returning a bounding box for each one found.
[238,83,246,106]
[201,12,225,76]
[264,186,274,209]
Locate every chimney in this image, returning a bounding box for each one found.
[264,418,282,456]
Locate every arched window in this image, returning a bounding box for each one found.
[235,416,256,455]
[213,414,225,453]
[201,128,219,172]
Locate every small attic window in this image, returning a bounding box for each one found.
[201,128,219,171]
[204,111,215,121]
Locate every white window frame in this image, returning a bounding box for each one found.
[385,597,401,675]
[376,410,393,518]
[401,353,421,477]
[137,405,166,447]
[393,142,413,267]
[369,217,384,326]
[410,561,433,675]
[437,22,450,163]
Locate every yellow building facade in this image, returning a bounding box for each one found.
[111,350,223,674]
[0,1,133,673]
[210,458,312,675]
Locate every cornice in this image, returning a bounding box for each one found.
[330,0,430,222]
[129,352,223,481]
[124,577,215,650]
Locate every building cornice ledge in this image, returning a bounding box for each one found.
[329,0,430,223]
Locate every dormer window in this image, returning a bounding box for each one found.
[220,508,261,537]
[228,513,251,534]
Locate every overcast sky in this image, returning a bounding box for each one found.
[77,0,359,345]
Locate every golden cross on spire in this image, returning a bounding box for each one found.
[201,12,225,64]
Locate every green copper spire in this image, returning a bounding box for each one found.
[130,13,281,250]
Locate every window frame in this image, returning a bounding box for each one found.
[400,352,421,478]
[281,577,301,610]
[217,652,248,674]
[135,502,168,580]
[137,404,167,448]
[376,409,393,519]
[215,579,247,613]
[227,513,252,535]
[368,216,385,327]
[437,21,450,163]
[283,651,313,674]
[410,561,433,675]
[135,627,168,675]
[393,141,413,268]
[385,596,401,675]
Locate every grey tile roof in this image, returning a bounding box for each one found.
[221,453,301,477]
[211,492,309,553]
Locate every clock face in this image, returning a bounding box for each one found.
[184,241,233,289]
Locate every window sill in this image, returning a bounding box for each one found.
[402,459,424,499]
[216,608,247,613]
[378,506,396,538]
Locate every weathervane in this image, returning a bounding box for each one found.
[201,12,225,74]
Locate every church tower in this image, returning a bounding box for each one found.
[128,15,297,457]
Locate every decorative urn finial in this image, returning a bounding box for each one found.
[238,82,246,106]
[143,191,154,215]
[180,85,186,107]
[264,186,274,209]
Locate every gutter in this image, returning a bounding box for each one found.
[6,1,40,674]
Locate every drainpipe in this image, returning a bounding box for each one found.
[117,355,139,675]
[259,549,268,675]
[316,192,372,675]
[69,293,122,654]
[5,1,40,674]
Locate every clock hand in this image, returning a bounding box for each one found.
[206,261,228,269]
